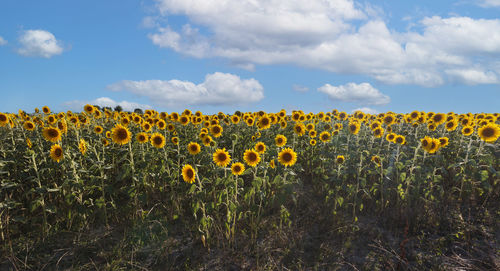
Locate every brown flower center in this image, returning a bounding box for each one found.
[282,152,292,162]
[481,127,494,137]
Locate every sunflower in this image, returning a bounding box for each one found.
[251,142,265,154]
[478,123,500,142]
[79,139,87,155]
[371,155,381,166]
[306,123,315,131]
[257,115,271,130]
[149,133,165,148]
[336,155,345,164]
[438,137,449,148]
[310,139,317,146]
[309,130,317,138]
[275,134,287,147]
[0,113,9,127]
[23,121,36,131]
[171,136,179,145]
[421,136,432,151]
[105,131,111,138]
[101,138,110,146]
[26,138,32,149]
[409,111,420,121]
[133,115,143,124]
[245,117,255,126]
[182,164,196,184]
[231,162,245,176]
[210,125,223,138]
[50,144,63,163]
[431,113,446,125]
[229,115,239,125]
[280,120,287,129]
[94,125,104,134]
[167,123,175,132]
[202,135,212,146]
[142,122,152,132]
[293,123,306,136]
[383,114,395,126]
[42,127,62,142]
[136,132,149,143]
[157,119,166,130]
[445,120,458,131]
[47,115,57,125]
[269,159,276,169]
[319,131,331,143]
[213,148,231,167]
[427,138,441,154]
[373,127,384,138]
[244,149,261,167]
[462,126,474,136]
[386,133,396,143]
[278,148,297,167]
[292,111,302,122]
[395,135,406,145]
[427,123,437,131]
[111,124,131,145]
[42,106,51,114]
[187,142,201,155]
[348,122,360,135]
[84,104,94,114]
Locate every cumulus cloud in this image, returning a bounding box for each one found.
[292,84,309,92]
[107,72,264,107]
[318,82,390,105]
[478,0,500,7]
[17,30,64,58]
[352,107,378,114]
[64,97,152,112]
[147,0,500,86]
[0,36,7,46]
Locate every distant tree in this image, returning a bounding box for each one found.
[134,108,144,114]
[114,105,123,112]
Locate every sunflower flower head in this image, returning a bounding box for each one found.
[244,149,261,167]
[42,127,62,143]
[50,144,63,163]
[275,134,287,147]
[187,142,201,155]
[254,142,266,154]
[278,148,297,167]
[213,148,231,167]
[478,123,500,142]
[150,133,166,148]
[231,162,245,176]
[336,155,345,164]
[182,164,196,184]
[79,139,87,155]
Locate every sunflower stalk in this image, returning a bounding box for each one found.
[31,151,48,239]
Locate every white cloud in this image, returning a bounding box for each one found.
[352,107,378,114]
[478,0,500,7]
[147,1,500,86]
[0,36,7,46]
[64,97,152,112]
[107,72,264,107]
[445,68,499,85]
[292,84,309,92]
[318,82,390,105]
[17,30,64,58]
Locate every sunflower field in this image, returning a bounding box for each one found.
[0,106,499,270]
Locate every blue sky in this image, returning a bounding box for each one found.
[1,0,499,114]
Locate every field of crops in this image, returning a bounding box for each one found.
[0,106,499,270]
